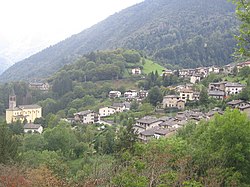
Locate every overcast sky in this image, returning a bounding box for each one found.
[0,0,144,62]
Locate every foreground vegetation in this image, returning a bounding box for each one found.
[1,109,250,186]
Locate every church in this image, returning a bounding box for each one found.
[5,91,42,124]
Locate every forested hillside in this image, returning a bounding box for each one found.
[0,0,237,81]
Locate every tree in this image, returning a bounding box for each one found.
[230,0,250,57]
[185,109,250,184]
[0,123,18,164]
[147,86,163,106]
[43,124,78,157]
[199,87,209,105]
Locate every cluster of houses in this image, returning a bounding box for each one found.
[109,89,148,101]
[134,108,224,142]
[208,81,245,99]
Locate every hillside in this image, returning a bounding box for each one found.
[0,0,237,81]
[0,57,12,75]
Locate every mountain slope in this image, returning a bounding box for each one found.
[0,57,12,75]
[0,0,237,81]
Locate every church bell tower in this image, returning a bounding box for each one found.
[9,89,16,109]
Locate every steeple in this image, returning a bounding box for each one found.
[9,88,16,109]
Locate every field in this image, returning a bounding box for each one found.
[143,59,165,74]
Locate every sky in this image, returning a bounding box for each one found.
[0,0,144,63]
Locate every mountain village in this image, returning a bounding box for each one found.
[5,61,250,143]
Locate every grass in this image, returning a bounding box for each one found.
[143,59,165,74]
[223,75,247,84]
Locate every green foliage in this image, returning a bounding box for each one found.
[43,124,78,157]
[199,87,209,105]
[178,109,250,184]
[22,134,47,152]
[0,123,19,164]
[142,59,165,74]
[147,86,163,106]
[230,0,250,58]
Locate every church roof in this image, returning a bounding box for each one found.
[18,104,42,109]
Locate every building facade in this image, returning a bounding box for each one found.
[6,92,42,124]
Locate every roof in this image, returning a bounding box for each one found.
[179,88,193,93]
[154,128,172,135]
[227,100,244,105]
[24,123,42,129]
[164,95,179,98]
[209,81,227,85]
[29,82,46,86]
[112,103,125,108]
[208,90,225,96]
[75,110,94,116]
[109,91,121,94]
[140,127,172,136]
[239,104,250,110]
[137,116,163,124]
[18,105,42,109]
[225,82,245,87]
[140,128,156,136]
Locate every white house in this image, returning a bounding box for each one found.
[131,68,141,75]
[109,91,122,99]
[190,74,201,84]
[74,110,100,124]
[29,82,50,91]
[225,82,245,96]
[124,90,138,99]
[24,123,43,134]
[99,107,116,117]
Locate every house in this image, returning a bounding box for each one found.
[225,82,245,96]
[162,69,173,76]
[138,90,148,99]
[224,64,234,74]
[162,95,186,110]
[239,104,250,118]
[179,69,190,77]
[208,90,225,100]
[99,107,116,117]
[29,82,50,91]
[131,68,141,75]
[190,74,201,84]
[134,116,164,134]
[24,123,43,134]
[138,128,156,142]
[227,100,247,109]
[138,127,174,142]
[179,88,194,102]
[193,92,200,101]
[195,67,208,77]
[209,81,227,92]
[74,110,100,124]
[236,61,250,70]
[112,102,127,112]
[124,90,138,100]
[109,91,122,99]
[6,91,42,124]
[163,95,180,108]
